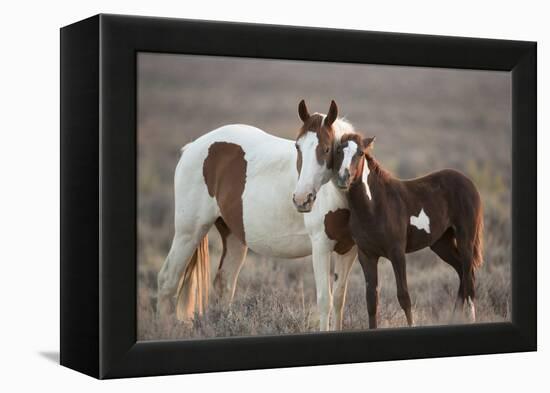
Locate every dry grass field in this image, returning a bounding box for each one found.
[137,53,512,340]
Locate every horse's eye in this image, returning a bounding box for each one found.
[295,143,299,150]
[358,151,364,156]
[325,146,330,154]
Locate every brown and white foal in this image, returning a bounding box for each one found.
[334,133,484,328]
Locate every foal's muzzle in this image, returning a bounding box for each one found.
[336,170,351,190]
[293,192,316,213]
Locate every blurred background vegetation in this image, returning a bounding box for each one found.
[137,53,511,340]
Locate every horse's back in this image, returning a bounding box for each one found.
[403,168,481,238]
[175,124,312,258]
[189,124,291,153]
[427,169,480,204]
[176,124,291,182]
[405,169,479,199]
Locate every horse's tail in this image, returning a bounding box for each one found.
[472,205,484,270]
[175,235,210,320]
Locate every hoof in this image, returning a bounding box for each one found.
[450,297,476,324]
[465,297,476,322]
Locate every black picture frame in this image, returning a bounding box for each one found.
[60,14,537,379]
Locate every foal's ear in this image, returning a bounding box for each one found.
[363,136,376,151]
[325,100,338,126]
[298,99,310,122]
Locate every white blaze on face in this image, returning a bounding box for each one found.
[339,141,357,178]
[294,132,325,204]
[410,208,431,233]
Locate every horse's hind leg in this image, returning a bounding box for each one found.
[331,246,357,330]
[156,207,216,322]
[213,218,248,304]
[157,231,205,320]
[388,250,414,327]
[455,227,477,322]
[430,228,465,319]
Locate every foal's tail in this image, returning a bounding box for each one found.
[175,235,210,320]
[472,206,484,270]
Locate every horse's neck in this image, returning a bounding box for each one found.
[326,178,349,205]
[350,157,390,216]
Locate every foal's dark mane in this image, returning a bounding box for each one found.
[364,153,393,182]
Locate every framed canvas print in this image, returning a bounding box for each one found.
[60,14,536,379]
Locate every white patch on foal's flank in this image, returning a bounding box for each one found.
[410,208,430,234]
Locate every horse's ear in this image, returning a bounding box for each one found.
[298,99,310,122]
[363,136,376,151]
[325,100,338,126]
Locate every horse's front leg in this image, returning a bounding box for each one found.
[357,248,380,329]
[312,242,333,331]
[332,246,357,330]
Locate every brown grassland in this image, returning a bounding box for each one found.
[137,54,512,340]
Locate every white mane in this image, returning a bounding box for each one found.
[333,117,355,141]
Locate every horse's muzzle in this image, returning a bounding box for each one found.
[336,171,351,190]
[293,192,316,213]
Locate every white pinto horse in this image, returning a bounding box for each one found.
[157,100,357,331]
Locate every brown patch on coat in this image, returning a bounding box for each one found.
[296,100,339,169]
[296,115,335,169]
[203,142,247,244]
[324,209,354,255]
[297,114,323,140]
